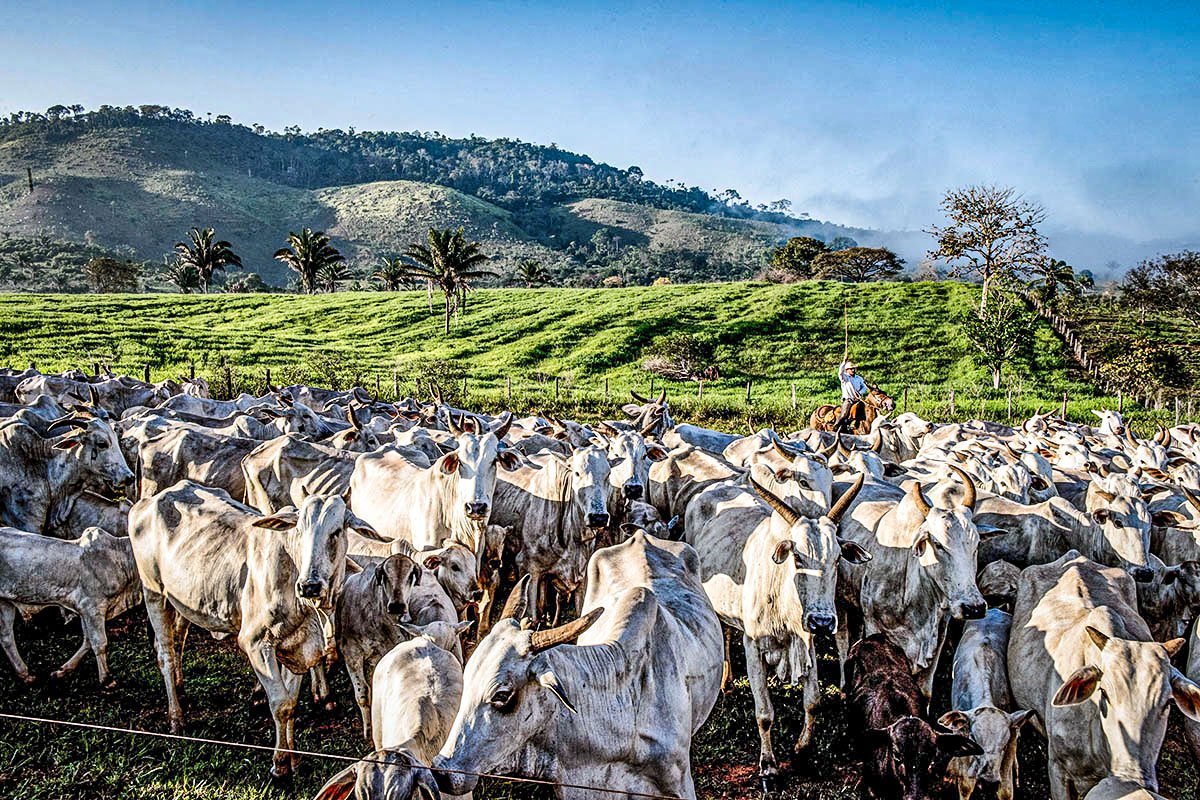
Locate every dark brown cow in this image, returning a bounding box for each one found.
[846,635,981,800]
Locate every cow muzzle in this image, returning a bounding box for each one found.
[386,601,406,617]
[1129,566,1155,583]
[804,613,836,635]
[297,579,325,599]
[464,502,490,520]
[959,601,987,620]
[623,483,643,500]
[470,588,484,601]
[586,512,610,529]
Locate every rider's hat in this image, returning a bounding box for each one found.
[844,360,858,369]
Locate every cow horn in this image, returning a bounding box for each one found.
[46,415,89,433]
[773,439,798,460]
[827,473,865,523]
[630,390,650,403]
[910,481,933,518]
[746,417,756,435]
[657,389,666,405]
[88,385,100,407]
[947,465,977,512]
[818,436,839,459]
[445,409,464,437]
[492,411,513,441]
[500,574,532,621]
[749,475,801,526]
[346,403,363,430]
[838,442,851,458]
[870,430,883,453]
[595,421,619,437]
[1125,425,1138,445]
[1183,487,1200,514]
[1160,426,1172,449]
[530,606,605,653]
[640,414,660,438]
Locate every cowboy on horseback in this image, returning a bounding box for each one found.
[833,346,869,435]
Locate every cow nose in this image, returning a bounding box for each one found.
[962,601,987,619]
[119,473,135,488]
[587,512,610,528]
[386,601,406,616]
[805,613,836,634]
[1130,566,1155,583]
[464,502,489,519]
[297,580,323,599]
[470,589,484,601]
[624,484,643,500]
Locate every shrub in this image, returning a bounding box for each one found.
[642,333,718,382]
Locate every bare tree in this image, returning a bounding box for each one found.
[927,185,1047,310]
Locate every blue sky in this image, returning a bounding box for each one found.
[3,1,1198,262]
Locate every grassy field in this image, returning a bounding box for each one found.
[3,608,1197,800]
[0,282,1191,432]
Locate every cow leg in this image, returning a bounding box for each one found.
[476,583,495,637]
[309,662,331,708]
[1046,759,1072,800]
[957,776,975,800]
[171,614,189,688]
[998,737,1019,800]
[53,605,112,687]
[743,634,778,780]
[0,601,33,684]
[143,589,185,732]
[796,667,819,752]
[345,652,372,741]
[246,643,301,778]
[835,606,850,688]
[720,626,733,693]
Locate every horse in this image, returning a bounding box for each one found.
[810,385,895,434]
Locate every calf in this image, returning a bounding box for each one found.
[336,553,420,740]
[847,634,981,800]
[939,609,1033,800]
[0,526,141,687]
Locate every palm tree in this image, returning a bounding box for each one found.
[1028,258,1081,306]
[273,229,344,294]
[399,228,496,334]
[513,259,552,288]
[173,227,242,293]
[373,256,410,291]
[163,261,200,293]
[319,261,351,293]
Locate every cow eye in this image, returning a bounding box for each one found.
[95,440,109,450]
[450,564,461,572]
[490,689,516,711]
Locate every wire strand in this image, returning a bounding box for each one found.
[0,711,685,800]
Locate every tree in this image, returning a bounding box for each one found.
[163,261,200,293]
[398,227,495,334]
[513,259,551,288]
[642,333,718,382]
[811,246,904,282]
[927,185,1047,310]
[766,236,829,282]
[828,236,858,251]
[273,228,345,294]
[960,291,1036,389]
[319,262,351,293]
[1027,258,1082,306]
[173,227,242,294]
[373,256,411,291]
[225,272,269,293]
[83,257,141,293]
[1121,251,1200,328]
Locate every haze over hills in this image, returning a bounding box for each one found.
[0,106,919,290]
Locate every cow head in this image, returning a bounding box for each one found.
[326,404,381,452]
[437,413,524,528]
[906,468,986,620]
[253,495,381,607]
[603,429,667,506]
[1092,409,1126,437]
[48,416,136,497]
[314,748,442,800]
[751,470,870,635]
[988,462,1032,504]
[865,716,982,800]
[1089,492,1155,582]
[751,439,834,513]
[569,445,612,536]
[373,553,419,619]
[420,542,481,612]
[938,707,1033,792]
[1053,627,1200,784]
[433,580,605,796]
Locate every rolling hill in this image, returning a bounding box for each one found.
[0,108,895,291]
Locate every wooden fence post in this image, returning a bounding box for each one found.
[554,376,560,402]
[949,389,955,417]
[29,362,36,371]
[903,386,908,414]
[1006,388,1013,421]
[1189,396,1194,421]
[791,382,796,410]
[265,367,271,391]
[393,370,400,399]
[224,366,232,399]
[189,361,196,380]
[1061,392,1069,419]
[1118,390,1123,414]
[375,374,381,397]
[461,376,467,398]
[697,380,704,401]
[649,376,655,396]
[745,379,752,403]
[1157,389,1163,410]
[143,364,150,383]
[1176,397,1181,426]
[507,376,513,401]
[604,377,609,400]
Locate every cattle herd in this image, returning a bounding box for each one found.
[2,365,1200,800]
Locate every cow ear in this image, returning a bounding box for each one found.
[646,445,668,462]
[346,512,388,541]
[912,532,930,558]
[252,509,299,530]
[1163,566,1180,586]
[536,669,577,713]
[373,564,386,586]
[438,452,460,475]
[1053,665,1103,706]
[883,463,906,477]
[1171,670,1200,722]
[496,450,523,471]
[937,732,984,757]
[774,467,793,483]
[423,554,443,570]
[415,767,442,800]
[937,710,971,734]
[771,541,794,564]
[1092,410,1104,419]
[453,619,475,637]
[53,436,82,451]
[620,403,642,416]
[1009,709,1036,728]
[1030,475,1050,490]
[1164,637,1187,659]
[1152,511,1186,528]
[1092,509,1111,525]
[1085,626,1110,651]
[838,539,872,564]
[312,762,357,800]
